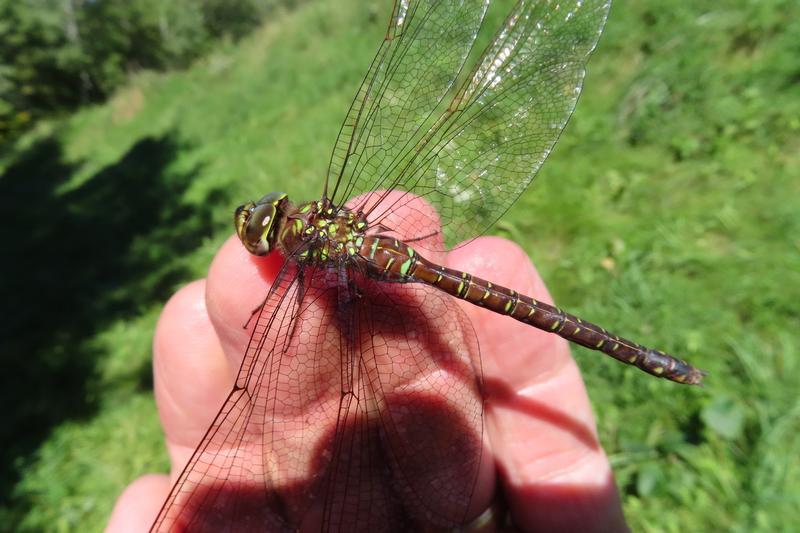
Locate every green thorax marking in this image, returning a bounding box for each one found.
[278,198,368,265]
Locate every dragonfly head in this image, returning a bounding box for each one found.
[235,192,289,255]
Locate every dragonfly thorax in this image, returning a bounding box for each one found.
[235,193,368,264]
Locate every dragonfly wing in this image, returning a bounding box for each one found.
[150,390,292,532]
[151,261,485,532]
[151,264,321,532]
[316,272,486,531]
[337,0,612,250]
[326,0,490,205]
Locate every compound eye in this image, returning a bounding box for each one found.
[257,191,288,207]
[242,202,277,255]
[235,192,288,255]
[234,202,255,237]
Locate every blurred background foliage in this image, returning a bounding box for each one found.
[0,0,302,140]
[0,0,798,531]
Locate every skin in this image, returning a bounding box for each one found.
[107,205,628,532]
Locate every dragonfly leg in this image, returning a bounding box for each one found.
[243,298,267,329]
[370,222,439,244]
[403,229,440,243]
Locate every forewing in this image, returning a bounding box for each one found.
[326,0,490,204]
[151,264,324,532]
[344,0,612,249]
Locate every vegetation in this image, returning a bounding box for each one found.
[0,0,300,140]
[1,0,798,531]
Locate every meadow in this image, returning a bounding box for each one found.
[1,0,798,531]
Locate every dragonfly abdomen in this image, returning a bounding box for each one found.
[361,236,704,385]
[449,268,704,385]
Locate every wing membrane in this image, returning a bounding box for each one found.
[151,264,308,532]
[334,0,611,249]
[326,0,491,204]
[152,262,485,532]
[318,272,485,531]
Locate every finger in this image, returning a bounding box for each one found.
[153,279,231,477]
[106,474,170,532]
[447,237,626,532]
[205,234,286,371]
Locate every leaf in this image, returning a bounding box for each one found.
[636,462,664,497]
[701,395,746,440]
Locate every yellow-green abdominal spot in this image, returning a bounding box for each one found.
[399,259,413,276]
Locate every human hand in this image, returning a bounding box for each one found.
[108,214,626,532]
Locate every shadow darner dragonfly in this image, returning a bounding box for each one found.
[153,0,705,531]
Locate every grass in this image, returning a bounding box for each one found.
[1,0,798,531]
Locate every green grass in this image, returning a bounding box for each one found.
[1,0,798,531]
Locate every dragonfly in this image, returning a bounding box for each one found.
[152,0,705,531]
